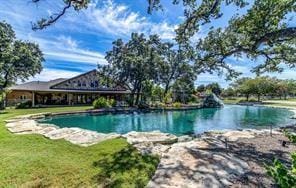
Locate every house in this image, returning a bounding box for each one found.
[6,69,130,107]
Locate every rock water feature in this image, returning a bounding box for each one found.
[202,93,224,108]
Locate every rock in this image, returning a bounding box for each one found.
[43,127,83,140]
[133,142,170,156]
[65,130,120,146]
[202,93,224,108]
[147,138,249,188]
[218,130,255,141]
[6,119,42,134]
[123,131,178,145]
[178,135,194,142]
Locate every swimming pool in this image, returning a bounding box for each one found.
[39,105,296,136]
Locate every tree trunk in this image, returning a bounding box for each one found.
[163,83,170,103]
[257,94,260,102]
[135,92,140,106]
[246,94,249,101]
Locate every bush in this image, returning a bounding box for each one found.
[266,154,296,187]
[93,97,112,109]
[284,130,296,144]
[109,99,116,107]
[238,98,259,103]
[266,131,296,187]
[16,100,32,109]
[152,102,166,108]
[172,102,182,108]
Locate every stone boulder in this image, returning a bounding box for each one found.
[147,138,249,188]
[123,131,178,145]
[202,93,223,108]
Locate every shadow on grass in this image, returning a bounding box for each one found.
[0,111,8,115]
[92,145,159,188]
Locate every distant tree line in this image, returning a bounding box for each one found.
[222,77,296,101]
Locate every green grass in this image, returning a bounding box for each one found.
[0,106,159,187]
[222,97,244,104]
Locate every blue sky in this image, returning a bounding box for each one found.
[1,0,295,87]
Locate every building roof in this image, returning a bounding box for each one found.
[8,71,130,94]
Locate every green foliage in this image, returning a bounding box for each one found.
[172,102,182,108]
[0,21,43,90]
[266,154,296,188]
[284,130,296,144]
[231,77,296,101]
[266,130,296,187]
[99,33,195,106]
[15,101,32,109]
[205,83,222,96]
[238,98,258,103]
[152,101,166,108]
[92,97,114,109]
[109,98,116,107]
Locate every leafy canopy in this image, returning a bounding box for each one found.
[31,0,296,80]
[0,21,44,90]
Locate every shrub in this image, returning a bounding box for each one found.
[109,98,116,107]
[93,97,111,109]
[238,98,258,103]
[284,130,296,143]
[266,130,296,187]
[153,102,166,108]
[16,100,32,109]
[172,102,182,108]
[266,154,296,188]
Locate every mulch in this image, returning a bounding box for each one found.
[227,133,296,187]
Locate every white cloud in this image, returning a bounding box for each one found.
[81,0,177,40]
[57,35,78,49]
[25,68,81,82]
[27,35,107,65]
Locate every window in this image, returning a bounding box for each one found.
[90,81,94,88]
[77,81,81,87]
[82,81,86,87]
[20,95,27,100]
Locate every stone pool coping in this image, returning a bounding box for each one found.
[4,106,296,188]
[5,104,296,148]
[6,105,296,146]
[4,105,296,149]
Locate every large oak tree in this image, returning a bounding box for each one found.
[0,22,44,100]
[32,0,296,78]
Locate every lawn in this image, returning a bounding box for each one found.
[0,106,159,187]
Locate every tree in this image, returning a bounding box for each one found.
[196,84,205,93]
[205,82,222,96]
[155,44,193,99]
[0,22,44,108]
[31,0,90,30]
[148,0,296,78]
[98,33,163,106]
[221,87,236,98]
[31,0,295,80]
[172,67,196,103]
[232,77,252,101]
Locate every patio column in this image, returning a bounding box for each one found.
[32,91,35,107]
[68,93,72,105]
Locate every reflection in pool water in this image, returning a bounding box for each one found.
[39,105,296,136]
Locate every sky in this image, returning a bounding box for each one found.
[0,0,295,88]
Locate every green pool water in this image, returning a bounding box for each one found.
[39,105,296,136]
